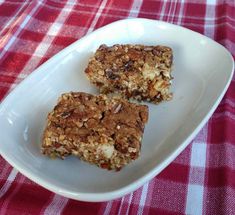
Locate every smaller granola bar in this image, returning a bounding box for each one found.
[42,92,148,171]
[85,44,173,104]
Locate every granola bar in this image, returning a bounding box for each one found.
[85,44,173,104]
[42,92,148,171]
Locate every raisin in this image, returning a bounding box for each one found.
[105,69,119,80]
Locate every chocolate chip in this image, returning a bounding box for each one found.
[111,134,116,139]
[132,90,141,96]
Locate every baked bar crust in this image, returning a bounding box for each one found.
[85,44,173,104]
[42,92,148,170]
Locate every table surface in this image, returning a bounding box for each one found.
[0,0,235,214]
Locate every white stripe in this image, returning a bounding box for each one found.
[117,197,125,215]
[32,42,51,58]
[220,98,235,108]
[177,0,185,25]
[186,184,204,215]
[0,70,27,79]
[159,0,167,20]
[166,0,174,22]
[206,0,217,4]
[0,81,16,88]
[169,0,177,23]
[21,19,87,37]
[125,193,133,215]
[204,0,216,38]
[185,125,208,215]
[47,22,63,36]
[86,0,108,34]
[44,195,68,215]
[213,111,235,120]
[0,14,29,49]
[116,193,133,215]
[103,201,113,215]
[21,0,76,74]
[0,168,18,198]
[190,143,207,168]
[0,1,42,59]
[128,0,143,18]
[137,182,149,215]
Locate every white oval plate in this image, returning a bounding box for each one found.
[0,18,234,202]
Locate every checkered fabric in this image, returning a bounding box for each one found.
[0,0,235,214]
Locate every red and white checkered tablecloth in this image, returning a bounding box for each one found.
[0,0,235,214]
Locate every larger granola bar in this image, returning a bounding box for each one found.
[42,92,148,171]
[85,44,173,104]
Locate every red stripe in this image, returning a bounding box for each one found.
[20,29,46,42]
[0,173,24,213]
[0,4,19,17]
[3,183,52,214]
[33,2,67,23]
[223,83,235,104]
[203,186,235,215]
[158,163,190,184]
[139,1,164,20]
[208,117,235,144]
[205,167,235,188]
[0,160,14,182]
[148,208,185,215]
[0,51,31,96]
[62,200,102,215]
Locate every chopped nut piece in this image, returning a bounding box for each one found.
[113,104,122,113]
[42,92,148,171]
[85,44,173,104]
